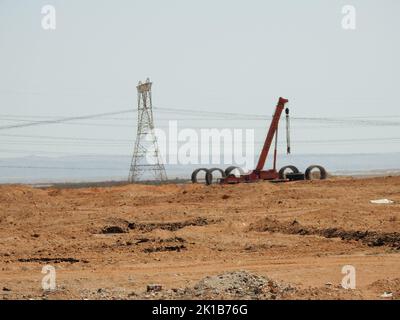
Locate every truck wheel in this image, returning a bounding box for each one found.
[207,168,226,184]
[286,172,305,181]
[224,166,244,177]
[191,168,212,185]
[278,165,299,179]
[305,165,327,180]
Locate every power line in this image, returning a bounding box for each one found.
[0,109,135,130]
[153,106,400,126]
[3,113,400,122]
[1,117,399,129]
[1,137,400,147]
[0,148,126,155]
[0,133,133,142]
[0,165,126,171]
[0,106,399,132]
[0,141,131,147]
[3,107,400,122]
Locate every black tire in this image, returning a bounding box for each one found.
[305,165,327,180]
[207,168,226,184]
[278,165,300,179]
[224,166,244,177]
[191,168,211,185]
[286,172,305,181]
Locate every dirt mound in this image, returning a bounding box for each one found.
[100,218,130,234]
[101,226,128,234]
[132,271,295,300]
[17,257,83,264]
[0,185,46,203]
[128,217,213,232]
[144,244,186,253]
[99,216,212,235]
[250,218,400,249]
[138,236,187,253]
[189,271,295,299]
[367,278,400,299]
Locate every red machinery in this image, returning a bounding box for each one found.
[220,97,289,184]
[191,97,327,185]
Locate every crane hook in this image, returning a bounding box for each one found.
[285,107,291,154]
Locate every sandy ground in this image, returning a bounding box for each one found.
[0,176,399,300]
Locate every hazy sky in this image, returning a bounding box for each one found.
[0,0,399,158]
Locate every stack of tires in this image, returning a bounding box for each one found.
[191,166,244,185]
[279,165,327,181]
[191,165,327,185]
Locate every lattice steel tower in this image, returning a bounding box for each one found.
[128,78,167,182]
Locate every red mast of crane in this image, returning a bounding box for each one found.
[220,97,289,184]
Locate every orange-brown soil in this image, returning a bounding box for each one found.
[0,176,399,299]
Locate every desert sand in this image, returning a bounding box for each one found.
[0,176,399,299]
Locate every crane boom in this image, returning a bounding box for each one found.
[219,97,289,184]
[256,97,288,170]
[191,95,328,185]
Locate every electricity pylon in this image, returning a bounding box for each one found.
[128,78,167,182]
